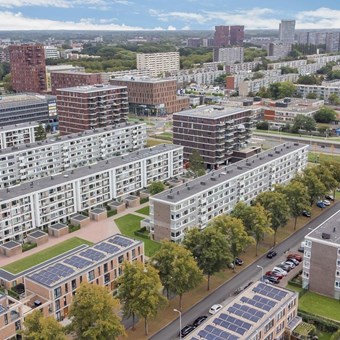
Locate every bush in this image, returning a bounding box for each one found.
[69,225,80,233]
[22,242,37,252]
[141,197,149,204]
[298,311,340,333]
[134,231,150,239]
[107,210,117,217]
[7,289,20,299]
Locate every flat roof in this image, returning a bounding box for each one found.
[190,281,297,340]
[48,223,67,230]
[152,142,308,204]
[27,235,142,288]
[0,122,145,156]
[112,76,175,84]
[0,121,39,132]
[0,143,182,201]
[1,241,21,249]
[0,94,48,108]
[56,84,126,93]
[306,210,340,246]
[173,106,250,119]
[29,230,47,238]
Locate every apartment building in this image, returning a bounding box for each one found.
[0,94,53,127]
[172,68,226,86]
[57,84,128,135]
[213,47,244,64]
[296,82,340,101]
[51,71,103,95]
[0,144,183,242]
[150,142,308,242]
[0,46,9,63]
[44,46,60,59]
[136,52,180,77]
[0,122,146,189]
[190,281,300,340]
[279,20,296,43]
[173,106,254,169]
[214,25,244,47]
[268,42,292,58]
[0,122,38,150]
[326,32,340,52]
[9,44,47,93]
[110,77,189,115]
[0,235,143,338]
[225,61,260,74]
[302,210,340,299]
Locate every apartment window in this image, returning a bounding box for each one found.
[303,260,310,269]
[4,313,8,325]
[118,267,123,276]
[54,287,61,299]
[276,309,285,321]
[264,333,273,340]
[104,263,108,273]
[55,299,60,311]
[98,266,101,275]
[132,249,136,258]
[118,255,124,264]
[88,270,95,281]
[65,283,68,293]
[111,260,114,269]
[304,251,311,258]
[335,281,340,288]
[104,273,110,284]
[63,296,67,306]
[264,319,274,333]
[80,276,83,283]
[71,279,77,290]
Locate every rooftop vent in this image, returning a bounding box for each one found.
[322,233,331,240]
[167,194,174,199]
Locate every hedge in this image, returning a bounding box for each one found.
[298,310,340,333]
[69,225,80,233]
[22,242,37,252]
[141,197,149,204]
[133,231,150,239]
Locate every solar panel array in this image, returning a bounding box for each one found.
[94,242,120,255]
[213,313,251,336]
[228,303,265,323]
[196,324,239,340]
[64,255,92,269]
[79,248,106,261]
[109,235,133,247]
[240,294,276,312]
[253,282,288,301]
[30,263,75,286]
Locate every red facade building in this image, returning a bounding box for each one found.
[214,25,244,47]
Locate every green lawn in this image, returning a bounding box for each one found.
[308,152,340,164]
[150,133,173,141]
[136,206,150,216]
[115,214,160,257]
[298,291,340,322]
[2,237,93,274]
[286,284,303,293]
[255,129,340,141]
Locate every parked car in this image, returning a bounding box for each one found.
[272,267,287,276]
[193,316,207,327]
[266,271,283,279]
[325,194,335,201]
[209,304,222,315]
[323,200,331,206]
[282,261,295,269]
[302,210,311,217]
[266,250,277,258]
[181,325,196,337]
[317,201,325,208]
[287,253,303,262]
[233,287,243,295]
[234,257,244,266]
[286,257,299,266]
[298,246,304,253]
[262,275,280,284]
[277,263,291,272]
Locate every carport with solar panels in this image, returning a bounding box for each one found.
[190,282,292,340]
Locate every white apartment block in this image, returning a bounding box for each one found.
[225,61,260,74]
[136,52,180,77]
[44,46,60,59]
[268,59,307,70]
[0,122,38,150]
[172,69,226,86]
[296,82,340,101]
[214,47,244,64]
[0,144,183,243]
[150,142,308,242]
[0,122,146,189]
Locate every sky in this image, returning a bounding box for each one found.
[0,0,340,31]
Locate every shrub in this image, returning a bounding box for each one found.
[134,231,150,239]
[69,225,80,233]
[22,242,37,252]
[107,210,117,217]
[141,197,149,204]
[298,311,340,333]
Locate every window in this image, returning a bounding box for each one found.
[88,270,95,281]
[4,313,8,325]
[71,279,76,290]
[132,249,136,258]
[104,263,108,273]
[104,273,110,284]
[335,281,340,288]
[65,283,68,293]
[55,299,60,311]
[118,255,124,264]
[264,333,273,340]
[80,276,83,283]
[98,266,101,275]
[63,297,67,306]
[276,309,285,321]
[111,260,113,270]
[54,287,61,299]
[264,319,274,333]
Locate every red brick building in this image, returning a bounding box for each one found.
[214,25,244,47]
[57,84,128,135]
[51,71,102,95]
[9,44,47,93]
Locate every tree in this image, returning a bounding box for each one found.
[331,328,340,340]
[306,92,318,99]
[68,282,125,340]
[189,150,205,177]
[3,73,12,92]
[256,121,269,130]
[118,261,166,335]
[269,81,296,99]
[209,215,254,268]
[292,114,316,132]
[323,161,340,198]
[297,74,322,85]
[20,310,66,340]
[314,107,337,123]
[255,191,290,245]
[328,93,340,105]
[231,202,253,233]
[35,124,47,141]
[152,241,203,308]
[311,164,338,194]
[276,182,310,230]
[183,227,232,290]
[148,181,165,195]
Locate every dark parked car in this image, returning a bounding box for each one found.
[302,210,311,217]
[298,246,304,253]
[193,316,207,327]
[266,271,283,279]
[278,263,291,272]
[262,275,280,284]
[325,194,335,201]
[234,257,244,265]
[287,253,303,262]
[181,325,196,337]
[266,250,277,259]
[317,201,325,208]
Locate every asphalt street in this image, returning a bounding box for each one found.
[150,201,340,340]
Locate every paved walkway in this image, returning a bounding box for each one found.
[0,202,150,267]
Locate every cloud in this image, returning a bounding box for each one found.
[112,0,133,5]
[0,0,109,8]
[0,11,146,30]
[296,7,340,29]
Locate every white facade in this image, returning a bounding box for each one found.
[150,143,308,242]
[215,47,244,64]
[0,144,183,242]
[0,122,38,150]
[136,52,180,77]
[279,20,296,43]
[44,46,60,59]
[296,82,340,100]
[0,123,146,189]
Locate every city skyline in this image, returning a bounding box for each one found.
[0,1,339,31]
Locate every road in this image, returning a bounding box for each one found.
[150,201,340,340]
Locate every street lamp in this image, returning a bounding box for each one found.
[277,126,282,142]
[174,309,182,339]
[257,265,264,282]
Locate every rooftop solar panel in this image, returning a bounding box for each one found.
[94,242,120,254]
[64,255,93,269]
[109,235,133,247]
[80,248,106,261]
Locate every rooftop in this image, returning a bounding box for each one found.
[0,122,145,156]
[29,230,47,239]
[0,143,182,201]
[152,142,308,204]
[26,235,142,288]
[0,121,39,133]
[0,241,21,249]
[0,94,48,108]
[112,76,175,84]
[306,210,340,246]
[173,106,250,119]
[56,84,126,93]
[190,281,297,340]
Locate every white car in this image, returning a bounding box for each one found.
[282,261,295,269]
[209,304,222,315]
[272,267,287,276]
[323,200,331,206]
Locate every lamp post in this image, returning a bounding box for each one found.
[257,265,264,282]
[174,309,182,339]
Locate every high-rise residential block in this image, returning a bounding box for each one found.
[326,32,340,52]
[268,42,292,58]
[44,46,60,59]
[213,47,244,63]
[136,52,180,77]
[230,25,245,45]
[110,77,189,115]
[9,44,47,93]
[279,20,296,43]
[0,122,38,150]
[173,106,254,169]
[57,84,128,135]
[214,25,244,47]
